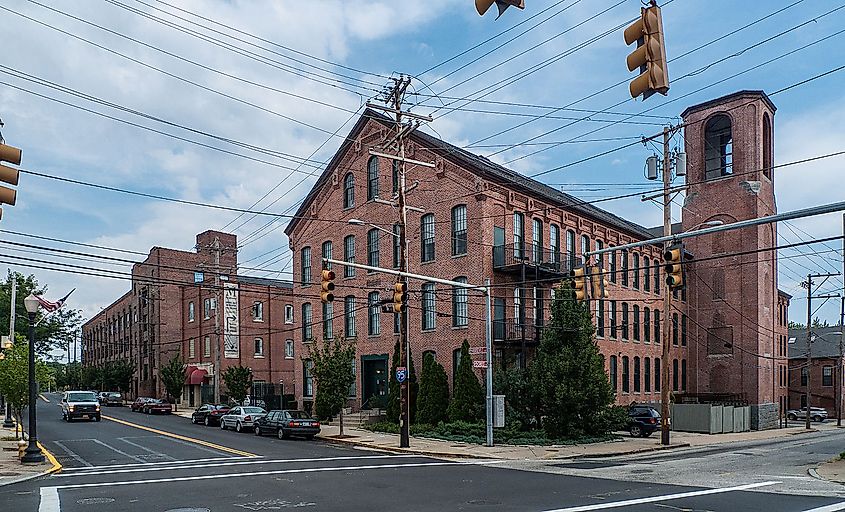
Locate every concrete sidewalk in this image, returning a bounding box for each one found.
[0,418,59,487]
[316,422,835,460]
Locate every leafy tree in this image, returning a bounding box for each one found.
[0,336,51,439]
[494,362,542,429]
[0,271,83,357]
[159,355,186,411]
[386,337,418,423]
[307,337,356,435]
[529,280,618,438]
[222,365,252,404]
[417,352,449,425]
[447,340,484,422]
[106,360,134,393]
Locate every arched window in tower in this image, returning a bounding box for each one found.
[762,113,772,180]
[704,115,733,179]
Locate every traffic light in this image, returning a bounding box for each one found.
[320,269,335,303]
[0,143,21,221]
[623,2,669,100]
[590,266,609,299]
[476,0,524,18]
[663,243,685,290]
[571,264,590,302]
[392,281,408,313]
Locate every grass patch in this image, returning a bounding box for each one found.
[364,421,617,446]
[839,451,845,460]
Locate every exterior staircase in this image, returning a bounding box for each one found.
[324,408,385,428]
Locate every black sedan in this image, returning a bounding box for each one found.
[254,410,320,440]
[627,405,660,437]
[191,404,231,426]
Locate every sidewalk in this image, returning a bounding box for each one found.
[316,422,837,460]
[0,418,59,487]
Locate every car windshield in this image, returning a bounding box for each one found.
[243,407,265,414]
[106,393,121,398]
[287,411,311,419]
[68,392,98,402]
[213,405,228,410]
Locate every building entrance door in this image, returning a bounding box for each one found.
[361,355,388,409]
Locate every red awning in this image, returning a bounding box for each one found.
[188,369,209,385]
[184,366,198,385]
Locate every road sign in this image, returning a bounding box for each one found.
[396,366,407,383]
[469,347,486,355]
[473,360,488,369]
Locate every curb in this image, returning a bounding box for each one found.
[562,442,692,460]
[316,435,498,459]
[808,466,823,481]
[0,443,61,488]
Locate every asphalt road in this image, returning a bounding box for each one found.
[2,393,844,512]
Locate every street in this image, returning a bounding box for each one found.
[0,394,842,511]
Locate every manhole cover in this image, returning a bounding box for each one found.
[77,498,115,505]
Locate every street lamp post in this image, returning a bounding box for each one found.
[21,293,44,463]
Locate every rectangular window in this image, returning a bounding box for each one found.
[609,249,617,283]
[203,336,211,357]
[322,241,333,270]
[344,235,355,278]
[643,307,651,343]
[368,292,381,336]
[654,259,660,294]
[367,156,379,200]
[673,359,679,391]
[513,212,524,259]
[633,305,640,341]
[633,357,641,393]
[681,314,688,346]
[580,234,590,265]
[672,313,679,346]
[252,301,264,322]
[621,251,629,287]
[644,357,651,392]
[394,312,400,335]
[597,299,605,337]
[422,283,436,331]
[188,302,195,322]
[654,310,661,343]
[254,337,264,357]
[621,302,629,341]
[633,253,640,290]
[550,224,561,266]
[344,296,356,337]
[452,205,467,256]
[322,302,333,339]
[303,360,314,397]
[610,300,617,339]
[188,338,195,359]
[622,356,630,393]
[421,214,435,262]
[532,219,544,264]
[284,304,294,324]
[823,366,834,387]
[302,303,313,341]
[567,230,576,270]
[681,359,687,391]
[644,257,650,292]
[367,229,380,269]
[285,339,294,359]
[609,356,617,392]
[348,359,357,397]
[300,246,312,286]
[452,278,468,327]
[203,298,215,319]
[654,357,661,391]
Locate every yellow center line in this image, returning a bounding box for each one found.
[37,441,63,474]
[102,415,256,458]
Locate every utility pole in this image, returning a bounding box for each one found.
[213,236,222,405]
[3,280,16,428]
[802,272,841,430]
[840,212,845,427]
[660,126,672,446]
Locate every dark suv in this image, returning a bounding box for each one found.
[627,405,660,437]
[254,410,320,440]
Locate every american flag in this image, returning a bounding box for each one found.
[35,289,75,312]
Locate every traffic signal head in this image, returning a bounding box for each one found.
[590,266,609,299]
[571,265,590,302]
[623,3,669,100]
[663,243,685,290]
[476,0,524,18]
[392,281,408,313]
[0,143,21,219]
[320,269,336,304]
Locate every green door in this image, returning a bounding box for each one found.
[361,355,388,409]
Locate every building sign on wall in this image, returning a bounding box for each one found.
[223,282,240,359]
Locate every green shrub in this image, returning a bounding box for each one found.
[447,340,484,422]
[417,353,450,425]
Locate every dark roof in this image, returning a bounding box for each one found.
[680,90,776,119]
[235,275,292,289]
[788,326,844,359]
[285,109,656,240]
[645,222,683,238]
[778,289,793,300]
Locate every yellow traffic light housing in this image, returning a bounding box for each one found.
[663,243,685,290]
[590,266,609,299]
[393,281,408,313]
[0,143,21,220]
[623,2,669,100]
[476,0,524,18]
[571,265,590,302]
[320,269,336,304]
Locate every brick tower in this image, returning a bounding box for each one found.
[680,91,781,428]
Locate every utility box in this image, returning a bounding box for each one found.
[493,395,505,428]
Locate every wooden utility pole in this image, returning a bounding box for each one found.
[660,126,672,446]
[802,272,841,429]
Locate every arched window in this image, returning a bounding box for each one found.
[580,234,590,265]
[566,230,576,269]
[344,235,355,278]
[550,224,561,266]
[704,115,733,179]
[343,172,355,208]
[513,212,525,259]
[633,356,641,393]
[421,214,435,262]
[367,156,379,201]
[367,228,380,268]
[632,252,640,289]
[763,113,772,180]
[609,355,618,392]
[644,307,651,343]
[532,219,543,263]
[643,256,650,292]
[633,304,640,341]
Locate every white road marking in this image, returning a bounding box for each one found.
[158,434,245,455]
[59,455,251,472]
[38,487,59,512]
[58,454,420,477]
[801,502,845,512]
[116,437,176,461]
[88,438,146,463]
[52,440,92,467]
[539,481,780,512]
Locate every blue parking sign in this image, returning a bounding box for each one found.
[396,367,407,383]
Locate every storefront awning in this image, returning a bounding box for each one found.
[188,368,209,385]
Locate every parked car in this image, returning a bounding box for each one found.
[787,407,828,422]
[99,392,123,406]
[142,399,173,415]
[191,404,231,426]
[130,397,156,412]
[61,391,101,422]
[220,406,267,433]
[627,405,660,437]
[254,410,320,440]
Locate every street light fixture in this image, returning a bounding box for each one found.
[21,293,44,463]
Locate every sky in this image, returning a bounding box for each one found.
[0,0,843,361]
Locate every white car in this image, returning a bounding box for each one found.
[220,406,267,433]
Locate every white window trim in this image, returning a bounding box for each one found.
[284,304,294,324]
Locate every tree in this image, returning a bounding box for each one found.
[447,339,484,422]
[222,365,252,404]
[106,360,134,393]
[0,271,83,357]
[416,352,450,425]
[81,365,100,390]
[0,337,50,439]
[494,362,542,429]
[529,280,618,438]
[159,355,186,411]
[307,337,356,435]
[386,337,418,423]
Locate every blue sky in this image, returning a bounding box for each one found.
[1,0,843,359]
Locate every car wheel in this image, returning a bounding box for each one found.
[787,413,797,421]
[813,416,823,422]
[254,426,262,436]
[94,415,101,422]
[204,416,211,427]
[305,434,315,441]
[221,420,227,430]
[629,425,643,438]
[277,429,285,440]
[235,422,243,433]
[191,415,197,424]
[281,430,291,440]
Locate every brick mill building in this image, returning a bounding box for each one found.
[286,90,790,429]
[788,326,845,414]
[82,230,298,406]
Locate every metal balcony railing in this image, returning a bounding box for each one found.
[492,243,572,275]
[493,318,545,345]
